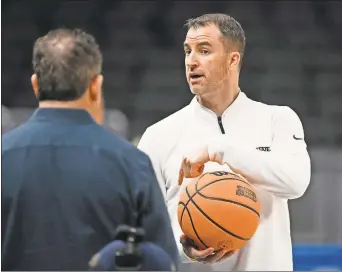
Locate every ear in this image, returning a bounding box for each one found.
[89,74,104,105]
[228,52,241,69]
[31,74,39,97]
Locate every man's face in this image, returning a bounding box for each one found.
[184,24,230,95]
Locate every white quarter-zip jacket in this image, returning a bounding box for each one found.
[138,91,311,271]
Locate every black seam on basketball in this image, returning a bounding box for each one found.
[179,202,186,226]
[183,173,209,208]
[179,174,254,242]
[178,202,208,249]
[196,177,259,216]
[181,192,209,249]
[199,177,251,189]
[187,183,250,241]
[225,172,251,186]
[195,191,260,217]
[180,174,215,236]
[183,177,250,212]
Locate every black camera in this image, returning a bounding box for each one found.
[114,225,146,271]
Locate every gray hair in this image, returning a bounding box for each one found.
[184,13,246,67]
[32,28,102,101]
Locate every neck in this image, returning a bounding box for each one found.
[197,84,240,116]
[39,100,86,110]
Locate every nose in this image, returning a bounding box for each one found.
[185,53,199,69]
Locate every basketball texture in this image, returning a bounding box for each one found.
[178,171,260,251]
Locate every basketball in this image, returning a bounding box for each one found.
[178,171,260,252]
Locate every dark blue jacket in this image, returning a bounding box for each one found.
[1,108,179,270]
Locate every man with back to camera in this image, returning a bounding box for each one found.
[138,13,311,271]
[1,28,179,271]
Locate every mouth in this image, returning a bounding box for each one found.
[189,74,204,83]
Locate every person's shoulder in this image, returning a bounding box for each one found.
[137,104,191,155]
[246,96,301,122]
[2,127,17,143]
[2,123,31,153]
[106,133,153,176]
[143,104,191,137]
[95,126,149,159]
[94,125,133,151]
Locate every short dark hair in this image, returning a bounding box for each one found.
[184,13,246,67]
[32,28,102,101]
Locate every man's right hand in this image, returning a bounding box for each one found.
[180,235,235,264]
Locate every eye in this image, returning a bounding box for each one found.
[201,49,210,55]
[184,49,191,55]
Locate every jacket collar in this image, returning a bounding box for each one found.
[28,108,96,124]
[190,89,248,122]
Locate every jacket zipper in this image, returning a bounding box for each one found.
[217,116,225,134]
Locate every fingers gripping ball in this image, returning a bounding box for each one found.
[178,171,261,251]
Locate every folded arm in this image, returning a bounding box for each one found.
[208,107,311,199]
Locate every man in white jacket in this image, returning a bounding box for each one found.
[138,13,311,271]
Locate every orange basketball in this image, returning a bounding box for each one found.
[178,171,260,252]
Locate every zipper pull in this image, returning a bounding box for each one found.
[217,116,225,134]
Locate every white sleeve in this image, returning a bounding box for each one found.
[138,128,195,263]
[137,128,167,199]
[208,106,311,199]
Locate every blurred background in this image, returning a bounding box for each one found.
[2,0,342,270]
